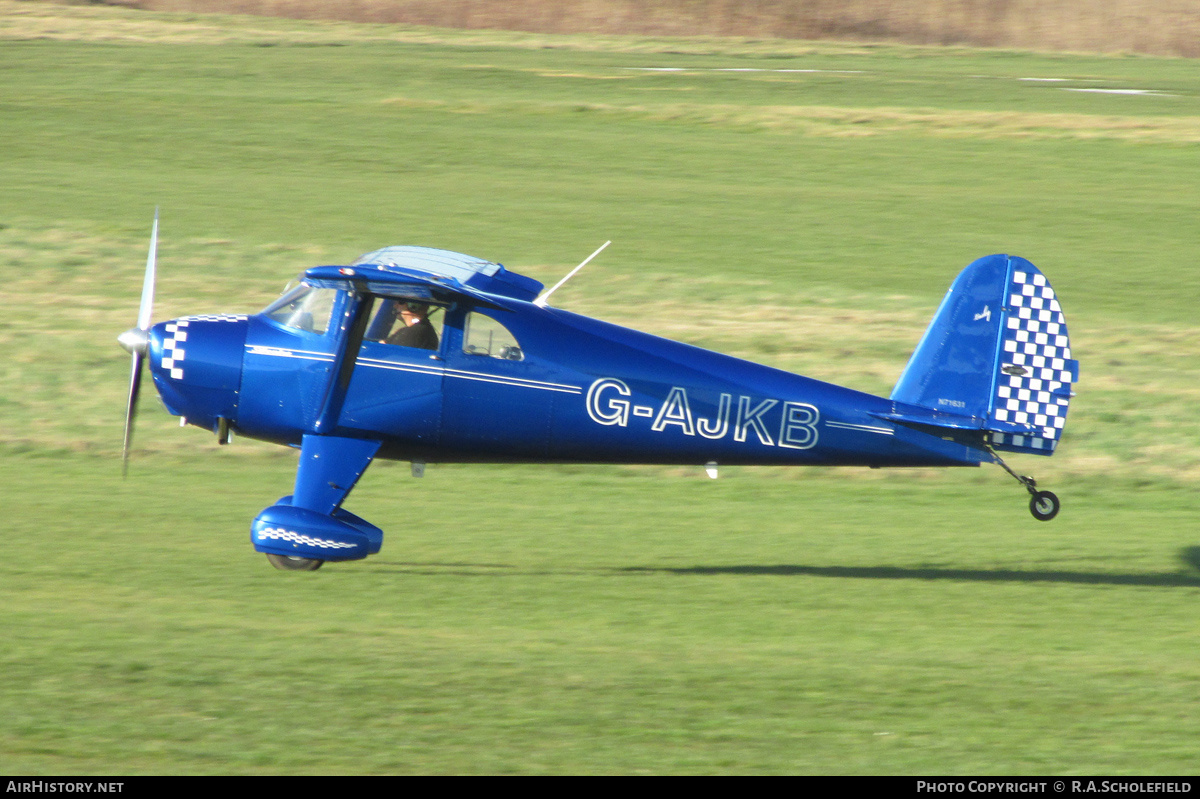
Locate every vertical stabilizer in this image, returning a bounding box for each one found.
[891,255,1079,455]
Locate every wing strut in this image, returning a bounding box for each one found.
[312,291,375,435]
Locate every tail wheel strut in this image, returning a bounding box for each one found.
[986,443,1060,521]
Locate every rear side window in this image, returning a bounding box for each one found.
[463,312,523,361]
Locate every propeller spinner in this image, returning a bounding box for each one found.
[117,210,158,475]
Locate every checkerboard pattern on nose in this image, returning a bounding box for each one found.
[162,321,188,380]
[989,269,1079,453]
[181,314,248,323]
[161,315,247,381]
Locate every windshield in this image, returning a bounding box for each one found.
[262,283,337,334]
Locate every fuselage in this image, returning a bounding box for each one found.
[147,288,984,470]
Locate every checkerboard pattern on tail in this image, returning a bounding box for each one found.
[989,267,1079,455]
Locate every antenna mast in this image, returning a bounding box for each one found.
[534,241,611,308]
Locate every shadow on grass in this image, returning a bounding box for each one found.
[363,550,1200,588]
[622,551,1200,588]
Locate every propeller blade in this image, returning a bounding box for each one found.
[122,351,144,477]
[120,210,158,476]
[137,208,158,332]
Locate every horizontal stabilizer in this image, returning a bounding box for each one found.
[872,405,1064,446]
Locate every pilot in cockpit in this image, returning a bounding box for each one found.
[385,301,440,351]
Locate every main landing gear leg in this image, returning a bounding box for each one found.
[252,434,384,571]
[986,444,1060,521]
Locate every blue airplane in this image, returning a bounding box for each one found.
[118,215,1079,571]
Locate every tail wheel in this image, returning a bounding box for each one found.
[266,554,324,571]
[1029,490,1060,522]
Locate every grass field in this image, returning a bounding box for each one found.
[1,2,1198,774]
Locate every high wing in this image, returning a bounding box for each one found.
[304,245,543,305]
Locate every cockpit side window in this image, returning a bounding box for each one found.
[463,311,524,361]
[263,284,336,334]
[364,299,445,352]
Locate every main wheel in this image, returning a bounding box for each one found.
[1029,490,1060,521]
[266,553,324,571]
